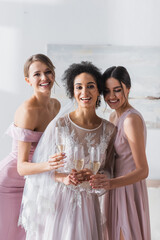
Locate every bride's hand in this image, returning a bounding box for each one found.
[54,170,79,186]
[46,152,66,171]
[71,168,93,182]
[81,168,93,181]
[63,170,79,186]
[63,175,77,186]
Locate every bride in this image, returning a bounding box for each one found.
[19,61,116,240]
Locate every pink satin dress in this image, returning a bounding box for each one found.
[0,123,42,240]
[107,108,151,240]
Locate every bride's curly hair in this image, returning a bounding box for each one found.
[62,61,103,107]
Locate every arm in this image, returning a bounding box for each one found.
[90,114,149,190]
[17,141,66,176]
[109,114,148,189]
[15,104,65,176]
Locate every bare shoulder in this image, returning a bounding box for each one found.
[124,112,143,129]
[14,99,39,130]
[123,112,144,137]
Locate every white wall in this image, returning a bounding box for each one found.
[0,1,160,238]
[0,0,160,178]
[1,0,160,94]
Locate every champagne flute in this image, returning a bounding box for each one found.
[74,145,85,171]
[90,146,101,174]
[55,127,66,153]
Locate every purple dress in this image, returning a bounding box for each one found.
[107,108,151,240]
[0,123,42,240]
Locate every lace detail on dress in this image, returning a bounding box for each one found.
[53,115,116,208]
[85,132,97,147]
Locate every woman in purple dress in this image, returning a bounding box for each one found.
[0,54,65,240]
[90,66,151,240]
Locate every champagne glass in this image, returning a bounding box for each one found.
[55,127,66,153]
[74,145,85,171]
[90,146,101,174]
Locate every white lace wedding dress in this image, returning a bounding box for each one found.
[19,113,116,240]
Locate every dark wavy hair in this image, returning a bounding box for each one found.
[102,66,131,97]
[62,61,103,107]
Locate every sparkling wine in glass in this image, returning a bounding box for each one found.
[90,146,101,174]
[55,127,66,153]
[74,145,85,171]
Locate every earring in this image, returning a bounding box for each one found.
[96,96,101,107]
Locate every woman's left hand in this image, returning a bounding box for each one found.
[89,174,111,190]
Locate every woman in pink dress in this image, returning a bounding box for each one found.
[0,54,65,240]
[19,61,116,240]
[90,66,151,240]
